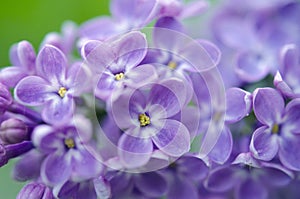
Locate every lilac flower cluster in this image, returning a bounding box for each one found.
[1,0,300,198]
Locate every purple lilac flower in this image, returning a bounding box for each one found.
[82,31,157,100]
[79,0,157,41]
[205,153,294,199]
[250,87,300,170]
[31,115,102,186]
[17,182,54,199]
[144,17,221,74]
[15,45,90,124]
[0,41,36,87]
[110,78,190,168]
[274,44,300,98]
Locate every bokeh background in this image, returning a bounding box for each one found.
[0,0,108,197]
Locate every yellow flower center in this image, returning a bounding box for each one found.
[115,73,125,81]
[139,113,151,127]
[272,124,279,134]
[167,61,177,70]
[64,138,75,149]
[58,87,67,98]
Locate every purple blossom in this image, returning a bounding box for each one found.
[0,41,36,87]
[32,115,102,186]
[15,45,90,124]
[250,87,300,170]
[110,78,190,168]
[205,153,294,199]
[82,31,157,100]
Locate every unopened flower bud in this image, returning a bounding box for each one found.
[0,118,29,144]
[17,182,54,199]
[0,141,33,167]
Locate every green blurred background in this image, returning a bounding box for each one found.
[0,0,108,198]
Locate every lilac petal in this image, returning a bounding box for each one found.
[31,125,62,154]
[205,166,238,192]
[41,153,72,186]
[253,88,284,125]
[72,149,102,181]
[197,39,221,67]
[149,79,186,118]
[0,67,27,88]
[180,106,201,139]
[125,64,158,87]
[55,181,79,199]
[235,51,270,82]
[36,45,67,83]
[13,150,44,181]
[79,17,117,40]
[118,133,153,169]
[95,72,115,100]
[111,31,147,71]
[152,119,190,157]
[110,0,156,24]
[284,99,300,134]
[226,87,252,123]
[278,135,300,171]
[9,43,21,66]
[250,126,279,161]
[167,175,198,199]
[180,0,208,19]
[17,41,36,71]
[274,71,295,98]
[260,162,294,187]
[94,176,111,199]
[280,44,300,78]
[179,39,218,72]
[134,172,167,198]
[208,126,233,164]
[177,156,208,181]
[236,178,268,199]
[15,76,54,106]
[66,62,92,96]
[84,41,115,73]
[42,97,74,125]
[81,40,102,59]
[212,14,257,49]
[110,88,146,129]
[153,17,185,50]
[77,181,97,199]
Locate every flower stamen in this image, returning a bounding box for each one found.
[115,73,125,81]
[272,124,279,134]
[139,113,151,127]
[58,87,67,98]
[168,61,177,70]
[64,138,75,149]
